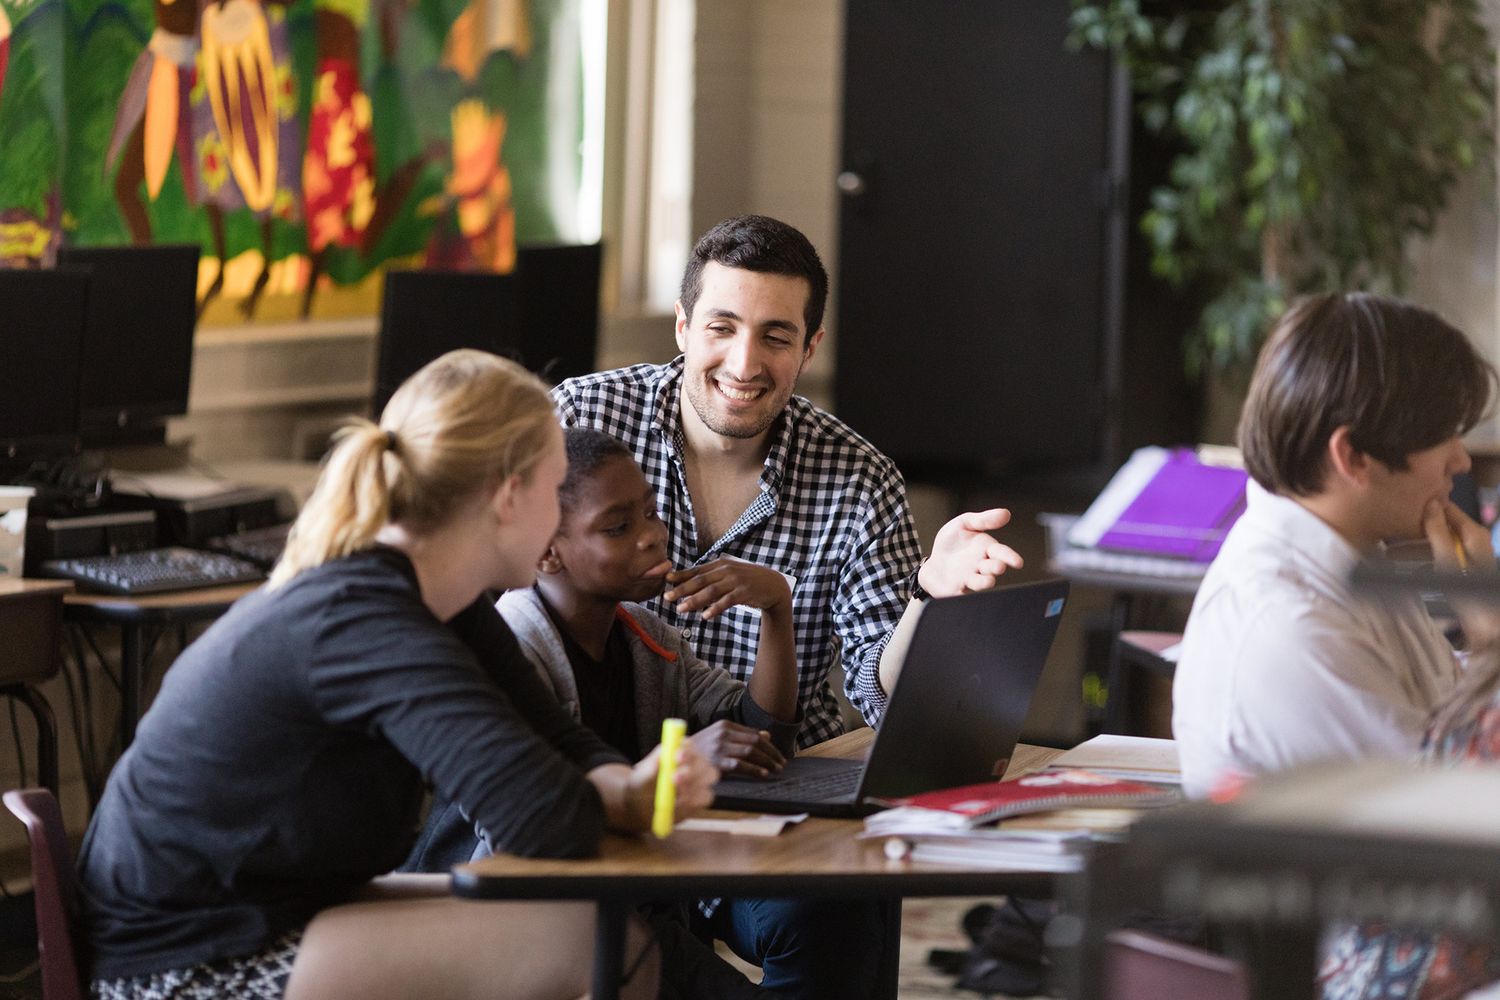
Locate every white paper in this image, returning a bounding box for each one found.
[673,813,809,837]
[1052,734,1181,784]
[0,486,33,579]
[713,556,796,618]
[1066,447,1169,548]
[908,843,1084,872]
[862,806,974,836]
[876,829,1091,871]
[109,471,244,500]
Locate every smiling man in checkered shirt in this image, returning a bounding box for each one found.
[552,216,1022,999]
[554,214,1023,752]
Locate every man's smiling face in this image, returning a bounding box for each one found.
[674,261,822,443]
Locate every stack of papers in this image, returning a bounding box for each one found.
[1001,808,1142,835]
[863,827,1090,872]
[855,736,1187,870]
[1050,734,1182,786]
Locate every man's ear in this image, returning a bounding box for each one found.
[799,327,826,374]
[1327,426,1374,487]
[674,301,690,354]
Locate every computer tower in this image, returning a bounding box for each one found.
[111,488,285,548]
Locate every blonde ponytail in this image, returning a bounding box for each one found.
[270,350,556,588]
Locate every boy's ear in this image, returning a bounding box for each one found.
[1327,426,1374,488]
[537,543,563,576]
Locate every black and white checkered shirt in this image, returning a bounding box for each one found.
[553,358,923,748]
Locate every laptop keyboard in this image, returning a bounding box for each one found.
[723,765,862,801]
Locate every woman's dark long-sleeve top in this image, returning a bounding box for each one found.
[403,588,801,873]
[77,546,626,981]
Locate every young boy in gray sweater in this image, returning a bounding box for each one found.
[499,427,801,769]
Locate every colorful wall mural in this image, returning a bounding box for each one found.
[0,0,584,323]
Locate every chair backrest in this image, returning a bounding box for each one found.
[373,268,520,416]
[1105,929,1248,1000]
[514,242,602,385]
[4,788,85,1000]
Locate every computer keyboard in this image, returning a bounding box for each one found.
[42,547,266,595]
[207,522,292,570]
[1051,546,1209,580]
[719,765,863,802]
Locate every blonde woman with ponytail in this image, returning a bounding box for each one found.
[75,350,718,1000]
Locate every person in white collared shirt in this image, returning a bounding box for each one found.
[1173,292,1500,799]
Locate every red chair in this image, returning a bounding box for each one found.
[4,788,85,1000]
[1105,929,1248,1000]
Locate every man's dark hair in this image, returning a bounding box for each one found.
[1239,292,1497,496]
[559,427,633,517]
[678,215,829,344]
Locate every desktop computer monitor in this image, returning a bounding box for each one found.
[514,242,602,385]
[0,269,91,461]
[373,268,519,416]
[56,244,201,448]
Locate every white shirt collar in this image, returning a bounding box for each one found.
[1241,480,1364,586]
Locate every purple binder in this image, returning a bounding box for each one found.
[1096,450,1248,562]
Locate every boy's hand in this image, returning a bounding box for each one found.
[1425,497,1495,574]
[1424,497,1500,650]
[664,558,791,620]
[689,721,787,777]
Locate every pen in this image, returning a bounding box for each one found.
[652,718,688,838]
[1455,535,1470,572]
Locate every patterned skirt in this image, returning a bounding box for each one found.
[92,931,302,1000]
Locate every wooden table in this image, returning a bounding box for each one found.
[0,579,73,793]
[63,583,258,749]
[454,729,1065,1000]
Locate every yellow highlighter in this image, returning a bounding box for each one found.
[652,718,688,839]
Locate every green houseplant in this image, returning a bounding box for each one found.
[1070,0,1496,375]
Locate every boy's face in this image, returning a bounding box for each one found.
[546,455,671,603]
[1365,435,1471,541]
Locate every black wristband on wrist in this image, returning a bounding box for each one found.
[910,571,932,602]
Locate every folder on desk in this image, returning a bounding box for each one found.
[1068,447,1248,563]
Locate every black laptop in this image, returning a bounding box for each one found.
[713,578,1070,817]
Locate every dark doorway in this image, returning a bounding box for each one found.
[835,0,1126,476]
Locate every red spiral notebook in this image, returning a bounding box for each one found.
[870,769,1180,827]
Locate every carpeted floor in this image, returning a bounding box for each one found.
[898,896,991,998]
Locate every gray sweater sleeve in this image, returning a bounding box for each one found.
[672,628,802,756]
